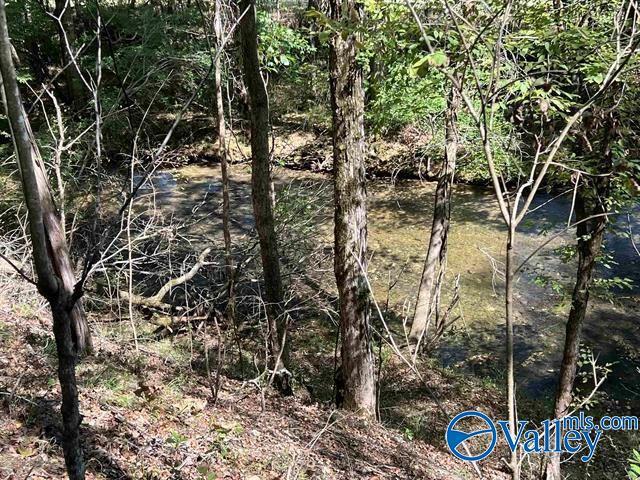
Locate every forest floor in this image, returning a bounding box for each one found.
[0,282,511,480]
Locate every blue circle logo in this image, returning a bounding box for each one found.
[445,411,497,462]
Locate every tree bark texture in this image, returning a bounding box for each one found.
[546,115,614,480]
[329,0,376,418]
[239,0,291,394]
[410,87,460,346]
[0,1,86,477]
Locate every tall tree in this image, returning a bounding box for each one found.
[410,85,460,347]
[0,0,90,478]
[214,0,235,323]
[238,0,291,394]
[546,111,616,480]
[329,0,376,417]
[411,2,638,476]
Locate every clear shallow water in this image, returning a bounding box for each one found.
[136,164,640,407]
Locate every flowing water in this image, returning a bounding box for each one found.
[136,163,640,409]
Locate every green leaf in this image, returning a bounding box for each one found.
[409,51,447,77]
[318,30,332,44]
[427,51,448,67]
[279,54,291,66]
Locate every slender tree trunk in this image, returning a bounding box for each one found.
[53,0,84,109]
[505,225,519,480]
[546,195,606,479]
[52,305,84,480]
[0,70,91,352]
[0,1,86,477]
[214,0,235,323]
[546,120,613,480]
[410,87,460,347]
[329,0,376,418]
[239,0,291,394]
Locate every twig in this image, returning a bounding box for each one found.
[0,252,36,285]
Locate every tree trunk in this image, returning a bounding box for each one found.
[239,0,291,394]
[409,87,460,347]
[546,196,607,480]
[0,51,91,353]
[546,119,613,480]
[329,0,376,418]
[505,225,519,480]
[214,0,235,322]
[52,304,84,480]
[0,1,86,477]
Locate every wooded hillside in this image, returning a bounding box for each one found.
[0,0,639,479]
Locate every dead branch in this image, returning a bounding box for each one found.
[118,247,212,309]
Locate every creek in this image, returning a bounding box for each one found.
[135,163,640,411]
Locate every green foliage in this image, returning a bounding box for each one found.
[501,2,615,116]
[457,118,521,183]
[208,422,242,459]
[356,0,523,182]
[533,274,566,296]
[367,62,445,133]
[5,0,58,84]
[410,51,448,73]
[555,244,578,264]
[197,465,218,480]
[500,0,640,201]
[573,345,615,411]
[274,180,329,264]
[629,450,640,479]
[166,430,188,447]
[404,427,415,441]
[256,12,324,121]
[593,276,634,302]
[362,0,445,133]
[97,4,212,107]
[258,12,315,74]
[26,332,57,358]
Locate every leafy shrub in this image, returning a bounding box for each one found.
[629,449,640,479]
